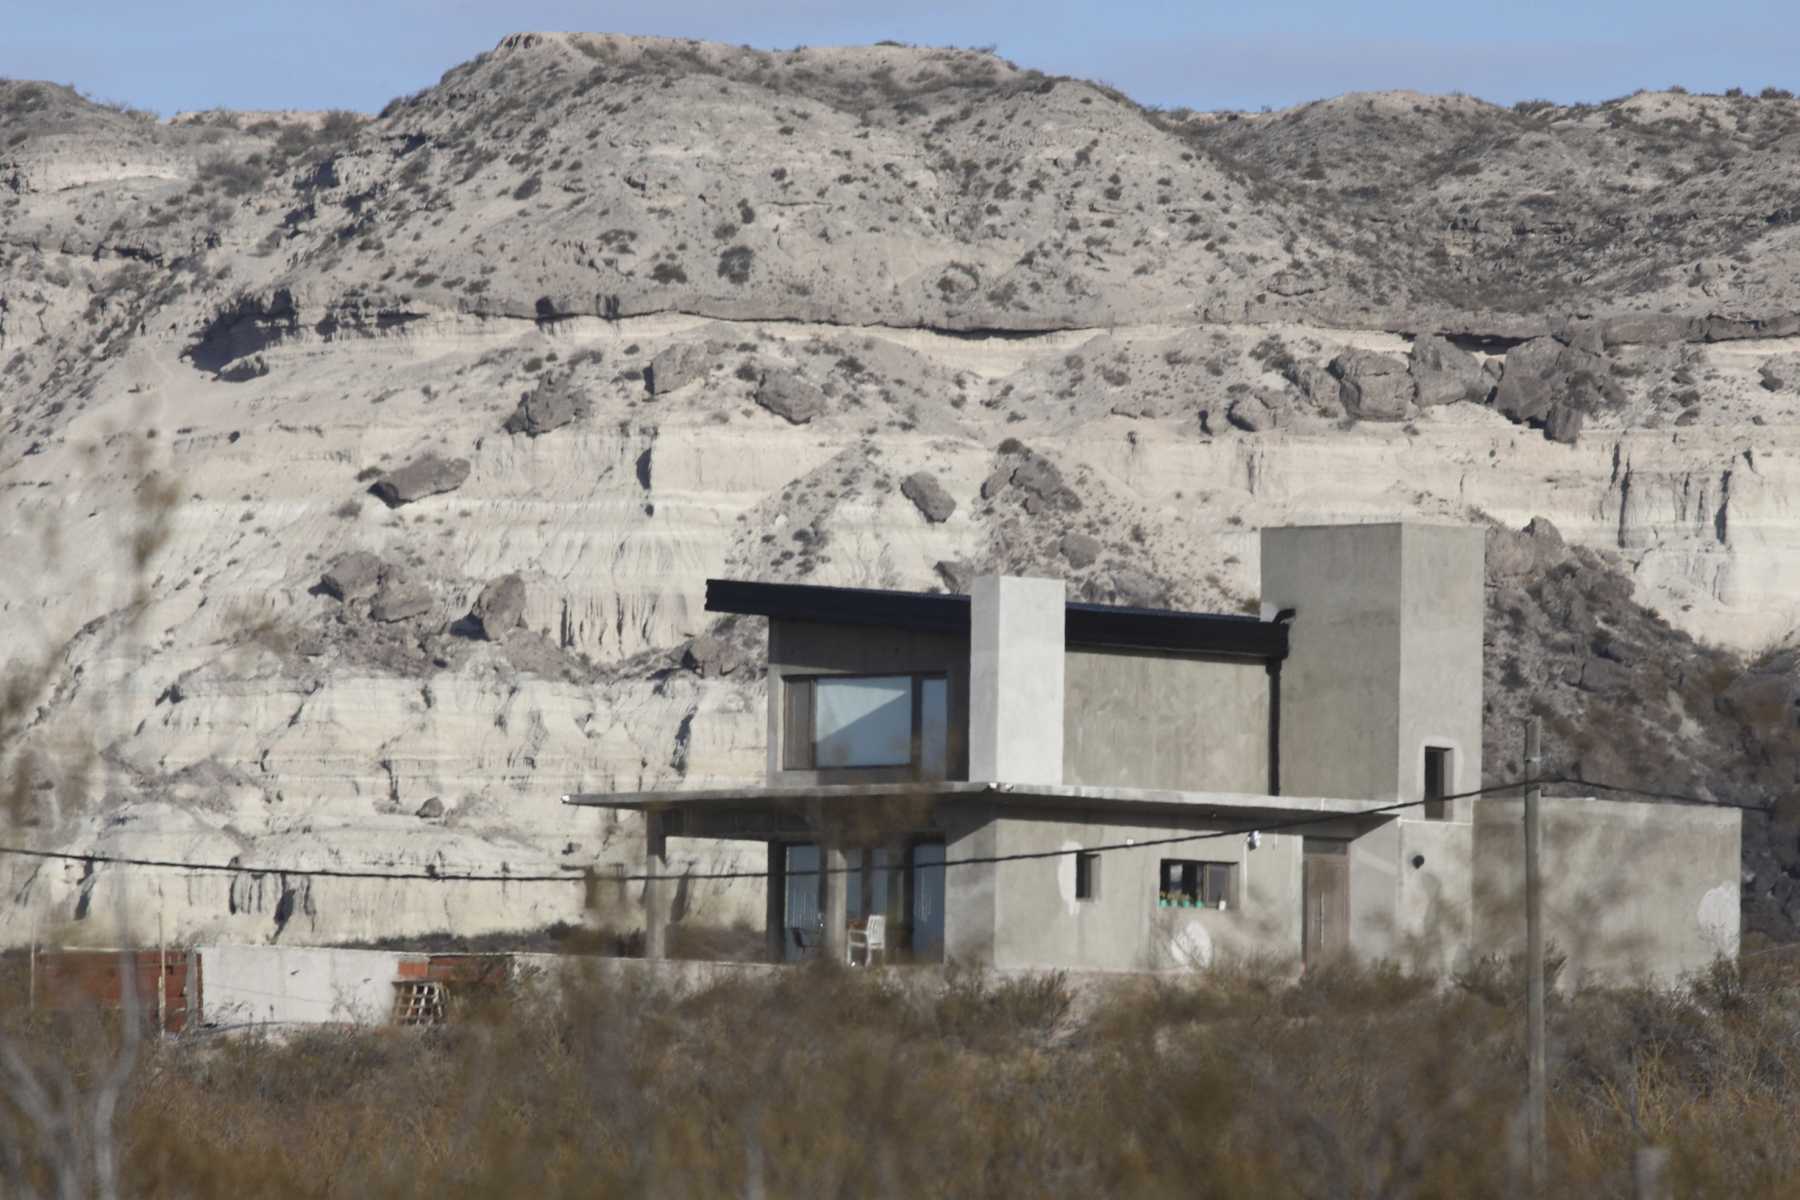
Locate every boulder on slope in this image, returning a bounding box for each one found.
[1493,337,1623,435]
[899,472,957,523]
[646,343,710,395]
[1409,335,1490,407]
[319,550,387,601]
[470,573,527,640]
[369,454,471,507]
[1330,350,1414,421]
[503,379,585,436]
[755,372,825,424]
[370,576,432,623]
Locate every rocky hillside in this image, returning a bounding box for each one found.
[2,35,1797,945]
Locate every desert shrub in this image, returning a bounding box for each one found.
[196,154,269,198]
[4,953,1796,1196]
[717,245,754,284]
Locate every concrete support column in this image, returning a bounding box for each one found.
[644,810,668,962]
[970,575,1065,784]
[943,809,999,966]
[822,845,849,964]
[765,841,787,963]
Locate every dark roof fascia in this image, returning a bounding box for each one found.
[1065,602,1287,660]
[705,579,1287,660]
[706,578,970,636]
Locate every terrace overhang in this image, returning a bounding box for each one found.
[561,782,1394,841]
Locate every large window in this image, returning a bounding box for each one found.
[1159,859,1233,910]
[783,674,949,775]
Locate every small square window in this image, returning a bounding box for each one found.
[1159,859,1232,909]
[1075,851,1100,901]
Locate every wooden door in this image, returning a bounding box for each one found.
[1303,839,1350,967]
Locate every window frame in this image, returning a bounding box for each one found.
[781,671,951,776]
[1074,851,1100,902]
[1423,745,1452,821]
[1158,858,1235,910]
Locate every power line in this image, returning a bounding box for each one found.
[0,773,1759,885]
[1551,775,1772,813]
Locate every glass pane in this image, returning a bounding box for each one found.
[913,842,945,958]
[786,844,820,940]
[920,677,949,778]
[1203,865,1229,907]
[846,848,891,921]
[815,676,913,768]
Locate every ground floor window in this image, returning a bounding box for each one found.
[1075,851,1100,901]
[1159,859,1233,909]
[781,841,945,961]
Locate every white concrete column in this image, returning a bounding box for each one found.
[644,811,668,961]
[822,845,849,963]
[969,575,1065,785]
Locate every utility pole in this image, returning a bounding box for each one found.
[1633,1145,1670,1200]
[157,892,168,1039]
[1524,717,1547,1191]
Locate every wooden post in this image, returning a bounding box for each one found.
[644,810,668,962]
[1524,717,1547,1190]
[185,948,201,1032]
[157,896,168,1037]
[1633,1145,1670,1200]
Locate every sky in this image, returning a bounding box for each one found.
[4,0,1798,116]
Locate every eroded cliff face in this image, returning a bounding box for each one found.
[3,38,1799,945]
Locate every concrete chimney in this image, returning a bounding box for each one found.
[968,575,1065,784]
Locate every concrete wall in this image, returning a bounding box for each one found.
[199,944,408,1027]
[1062,649,1270,793]
[1347,817,1475,974]
[942,804,999,964]
[1473,796,1741,987]
[766,619,970,784]
[1261,523,1484,810]
[1395,525,1486,819]
[936,805,1480,975]
[950,809,1307,972]
[970,576,1065,785]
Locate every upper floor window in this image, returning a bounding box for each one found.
[783,674,948,775]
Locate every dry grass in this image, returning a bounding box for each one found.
[5,951,1800,1197]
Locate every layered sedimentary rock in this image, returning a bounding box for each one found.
[5,40,1800,945]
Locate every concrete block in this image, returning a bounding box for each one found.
[970,575,1065,784]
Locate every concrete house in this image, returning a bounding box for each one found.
[568,523,1739,983]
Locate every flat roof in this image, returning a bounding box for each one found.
[705,579,1288,660]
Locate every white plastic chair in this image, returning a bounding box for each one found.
[847,915,886,967]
